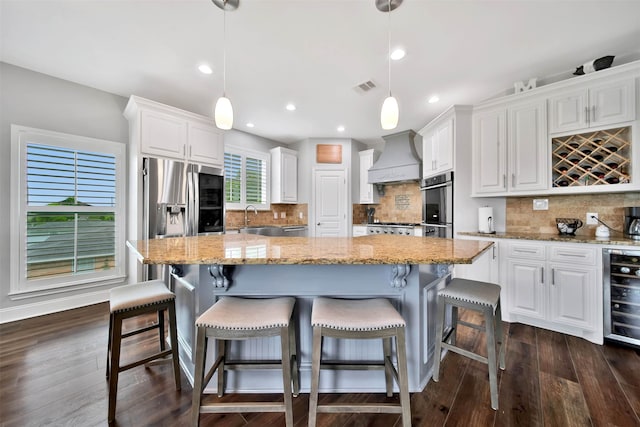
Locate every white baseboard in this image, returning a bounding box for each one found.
[0,289,109,324]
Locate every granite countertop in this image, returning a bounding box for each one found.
[458,231,640,246]
[127,234,493,265]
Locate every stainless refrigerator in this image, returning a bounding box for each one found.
[142,157,224,280]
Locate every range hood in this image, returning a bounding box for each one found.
[368,130,421,184]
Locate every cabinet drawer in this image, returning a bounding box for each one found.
[507,242,545,260]
[549,245,597,265]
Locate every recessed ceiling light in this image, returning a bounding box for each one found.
[337,126,345,132]
[246,123,255,128]
[198,64,213,75]
[428,95,440,104]
[285,103,296,111]
[390,48,406,61]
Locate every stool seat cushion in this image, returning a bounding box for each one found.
[438,278,501,308]
[109,280,175,313]
[196,297,295,330]
[311,297,405,331]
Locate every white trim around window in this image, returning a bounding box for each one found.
[10,125,127,298]
[224,145,270,210]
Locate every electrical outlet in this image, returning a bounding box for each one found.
[280,212,286,219]
[298,212,303,219]
[586,212,598,225]
[533,199,548,210]
[273,211,278,219]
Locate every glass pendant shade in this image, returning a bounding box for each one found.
[215,96,233,130]
[380,95,399,130]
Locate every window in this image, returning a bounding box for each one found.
[224,146,270,210]
[10,125,126,296]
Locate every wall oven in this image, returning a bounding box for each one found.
[420,172,453,238]
[603,248,640,347]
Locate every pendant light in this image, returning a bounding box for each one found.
[213,0,238,130]
[377,0,402,130]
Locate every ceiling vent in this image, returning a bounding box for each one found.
[353,80,377,94]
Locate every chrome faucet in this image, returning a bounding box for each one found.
[244,204,258,228]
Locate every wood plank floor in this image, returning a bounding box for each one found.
[1,303,639,426]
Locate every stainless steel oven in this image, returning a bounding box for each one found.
[420,172,453,238]
[603,248,640,347]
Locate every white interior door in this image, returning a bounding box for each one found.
[313,169,347,237]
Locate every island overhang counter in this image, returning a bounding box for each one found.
[127,234,493,394]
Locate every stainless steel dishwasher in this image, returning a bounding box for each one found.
[282,226,308,237]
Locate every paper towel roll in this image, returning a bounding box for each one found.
[478,207,495,234]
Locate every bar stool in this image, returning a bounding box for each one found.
[191,296,299,427]
[308,297,411,427]
[432,278,506,410]
[106,279,181,423]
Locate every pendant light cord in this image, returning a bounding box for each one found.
[222,3,227,97]
[387,0,391,97]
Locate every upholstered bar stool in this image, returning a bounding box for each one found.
[106,279,181,423]
[308,297,411,427]
[432,278,506,409]
[191,296,299,427]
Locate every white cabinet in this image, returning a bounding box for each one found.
[270,147,297,203]
[352,225,368,237]
[358,149,379,204]
[188,122,224,167]
[505,241,599,339]
[422,117,453,178]
[455,242,500,285]
[549,77,636,134]
[125,95,224,168]
[472,99,547,195]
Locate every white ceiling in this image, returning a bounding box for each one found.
[2,0,640,145]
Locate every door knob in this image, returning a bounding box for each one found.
[317,222,320,226]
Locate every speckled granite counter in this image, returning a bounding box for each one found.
[458,231,640,246]
[126,234,492,394]
[127,234,493,265]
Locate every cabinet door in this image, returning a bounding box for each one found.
[140,109,187,158]
[590,78,636,128]
[548,90,588,134]
[506,259,545,320]
[434,118,454,173]
[472,108,507,194]
[281,150,298,203]
[422,131,436,177]
[548,263,595,330]
[352,225,368,237]
[359,150,379,204]
[188,122,224,168]
[509,99,548,191]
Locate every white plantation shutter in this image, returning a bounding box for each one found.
[224,146,269,210]
[11,126,126,294]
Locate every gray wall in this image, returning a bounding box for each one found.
[0,62,128,318]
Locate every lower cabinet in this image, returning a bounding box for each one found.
[352,225,368,237]
[504,241,600,343]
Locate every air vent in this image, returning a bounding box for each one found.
[353,80,377,94]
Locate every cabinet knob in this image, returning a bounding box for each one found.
[317,222,321,226]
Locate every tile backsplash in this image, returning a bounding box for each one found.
[506,193,640,236]
[226,204,308,228]
[353,182,421,224]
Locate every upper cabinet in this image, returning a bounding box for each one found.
[271,147,298,204]
[422,117,453,178]
[549,77,636,134]
[124,95,224,168]
[358,149,379,204]
[472,107,507,194]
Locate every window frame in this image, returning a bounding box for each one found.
[224,145,270,211]
[10,125,127,297]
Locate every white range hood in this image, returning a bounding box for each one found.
[368,130,421,184]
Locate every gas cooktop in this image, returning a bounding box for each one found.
[369,222,420,227]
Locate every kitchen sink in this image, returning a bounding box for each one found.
[239,226,308,237]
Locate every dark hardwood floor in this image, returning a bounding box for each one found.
[1,303,639,426]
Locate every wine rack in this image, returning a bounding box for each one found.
[551,126,631,187]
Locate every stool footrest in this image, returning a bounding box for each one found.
[121,322,159,339]
[317,403,403,414]
[201,402,287,413]
[224,360,284,370]
[320,361,386,371]
[442,342,489,365]
[119,349,173,372]
[457,319,484,331]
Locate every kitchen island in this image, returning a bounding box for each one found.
[127,234,493,394]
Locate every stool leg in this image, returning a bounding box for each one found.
[432,295,446,382]
[496,300,506,371]
[288,315,300,397]
[484,306,499,410]
[396,327,412,427]
[106,313,113,379]
[308,326,322,427]
[450,305,458,346]
[383,337,393,397]
[108,312,123,423]
[191,326,206,427]
[217,339,226,397]
[158,309,166,352]
[167,301,181,390]
[280,326,294,427]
